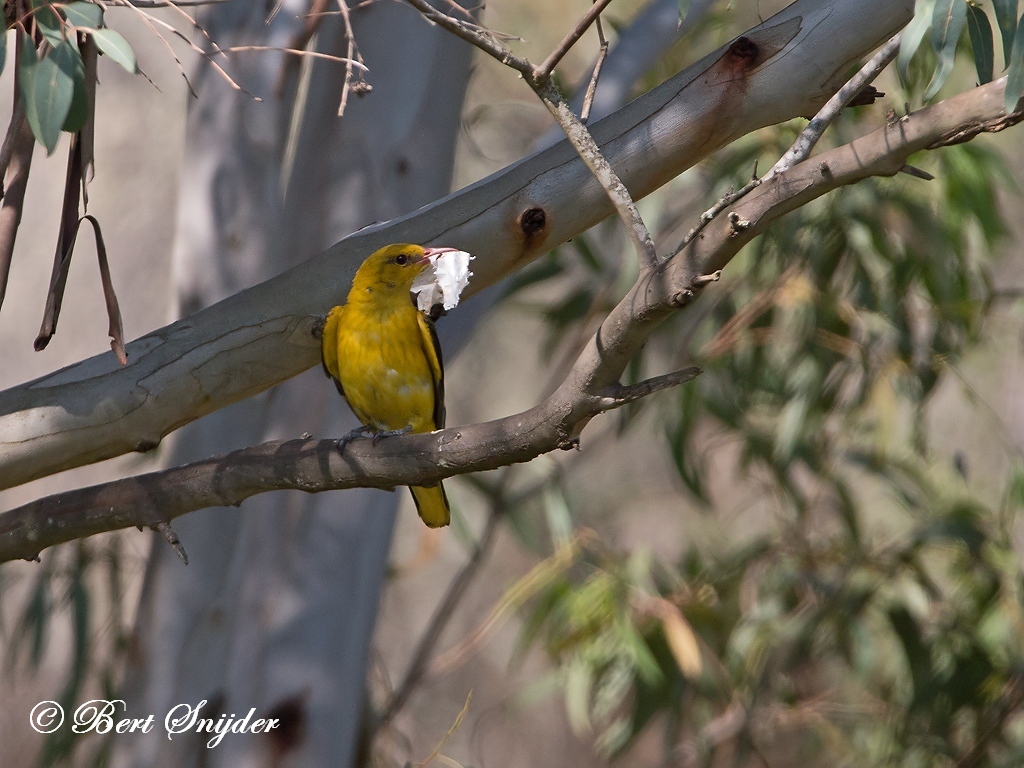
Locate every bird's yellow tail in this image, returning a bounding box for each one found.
[409,483,450,528]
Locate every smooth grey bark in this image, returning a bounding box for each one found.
[114,2,475,767]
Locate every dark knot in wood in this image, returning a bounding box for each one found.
[727,36,759,64]
[519,206,547,239]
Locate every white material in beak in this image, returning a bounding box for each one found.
[411,248,474,312]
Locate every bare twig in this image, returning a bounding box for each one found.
[580,10,609,124]
[534,78,659,270]
[674,164,760,254]
[154,521,188,564]
[535,0,614,81]
[209,45,369,70]
[765,32,902,181]
[334,0,371,117]
[116,3,255,97]
[127,0,232,6]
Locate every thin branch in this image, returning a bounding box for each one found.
[334,0,371,117]
[376,506,503,730]
[535,0,614,81]
[579,11,609,124]
[209,45,369,70]
[127,0,232,6]
[674,164,760,255]
[765,32,902,181]
[533,78,659,270]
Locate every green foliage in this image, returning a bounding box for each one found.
[1006,12,1024,111]
[967,3,995,83]
[899,0,1024,110]
[503,15,1024,766]
[13,1,137,154]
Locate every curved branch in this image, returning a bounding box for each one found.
[0,367,702,563]
[3,74,1020,563]
[0,0,914,491]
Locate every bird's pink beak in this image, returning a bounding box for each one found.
[421,247,460,261]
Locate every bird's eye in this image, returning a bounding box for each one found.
[395,253,409,265]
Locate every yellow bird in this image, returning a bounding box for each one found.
[321,243,452,528]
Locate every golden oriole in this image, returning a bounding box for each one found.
[321,243,452,528]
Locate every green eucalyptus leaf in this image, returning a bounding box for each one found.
[89,28,137,73]
[62,53,89,134]
[899,0,938,85]
[775,396,809,463]
[33,2,67,47]
[992,0,1019,67]
[677,0,692,27]
[1006,13,1024,113]
[63,1,104,29]
[0,30,6,79]
[20,36,77,154]
[924,0,968,100]
[966,3,995,84]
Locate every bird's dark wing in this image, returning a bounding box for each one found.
[416,312,445,429]
[321,305,346,399]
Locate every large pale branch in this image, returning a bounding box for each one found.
[0,0,913,491]
[2,75,1019,563]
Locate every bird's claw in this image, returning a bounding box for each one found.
[372,425,413,446]
[336,425,374,454]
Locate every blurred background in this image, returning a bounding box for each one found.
[2,0,1024,766]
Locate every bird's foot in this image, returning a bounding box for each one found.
[372,425,413,446]
[336,425,375,454]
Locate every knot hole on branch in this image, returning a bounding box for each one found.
[518,206,547,241]
[726,37,760,69]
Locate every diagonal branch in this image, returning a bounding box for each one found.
[2,75,1020,564]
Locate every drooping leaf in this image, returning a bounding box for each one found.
[20,36,77,154]
[966,3,995,84]
[0,28,6,78]
[924,0,968,100]
[89,28,136,73]
[63,1,104,29]
[83,215,127,364]
[35,135,84,349]
[993,0,1019,67]
[1006,12,1024,113]
[899,0,938,85]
